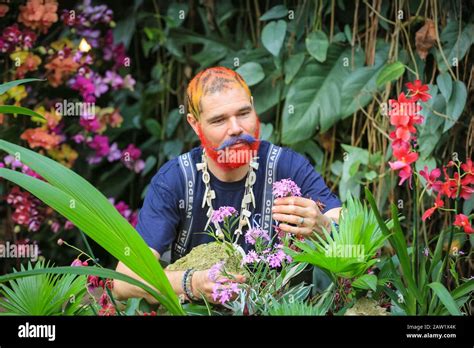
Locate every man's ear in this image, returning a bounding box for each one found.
[187,113,199,134]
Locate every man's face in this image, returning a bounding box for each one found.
[191,87,260,171]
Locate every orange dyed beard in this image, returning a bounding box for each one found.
[197,118,261,171]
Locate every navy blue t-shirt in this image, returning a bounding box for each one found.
[136,140,341,258]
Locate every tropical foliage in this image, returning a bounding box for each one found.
[0,0,472,316]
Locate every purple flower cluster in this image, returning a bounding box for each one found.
[0,23,37,53]
[61,0,113,48]
[212,282,240,304]
[242,244,292,269]
[70,70,135,103]
[244,227,270,245]
[121,144,145,173]
[109,198,139,227]
[210,206,238,224]
[242,250,260,264]
[208,261,241,305]
[85,137,145,173]
[208,261,225,282]
[87,135,110,164]
[266,245,292,268]
[242,226,293,269]
[272,178,302,198]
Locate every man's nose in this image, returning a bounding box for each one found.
[228,116,243,136]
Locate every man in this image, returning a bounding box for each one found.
[113,66,342,304]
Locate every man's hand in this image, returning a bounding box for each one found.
[191,269,246,304]
[272,196,333,239]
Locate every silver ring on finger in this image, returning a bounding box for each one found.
[298,217,305,226]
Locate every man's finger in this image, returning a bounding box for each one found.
[273,213,309,226]
[229,274,246,283]
[278,223,311,236]
[273,196,313,207]
[272,203,307,216]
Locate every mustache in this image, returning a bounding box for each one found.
[215,134,257,151]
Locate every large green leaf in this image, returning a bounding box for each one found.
[352,274,377,291]
[418,86,445,159]
[0,140,184,315]
[261,20,287,57]
[281,44,387,143]
[436,23,474,73]
[284,52,305,84]
[0,78,44,95]
[306,31,329,63]
[281,44,348,142]
[443,80,467,132]
[253,72,285,114]
[376,61,405,87]
[339,47,388,117]
[260,5,288,21]
[166,2,189,28]
[436,73,452,101]
[169,28,231,68]
[236,62,265,86]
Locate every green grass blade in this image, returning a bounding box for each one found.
[451,279,474,300]
[0,78,44,95]
[428,282,463,316]
[0,105,45,120]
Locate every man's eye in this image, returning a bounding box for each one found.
[212,119,224,124]
[239,112,250,117]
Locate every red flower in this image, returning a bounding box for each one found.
[439,167,459,198]
[419,166,443,191]
[389,149,418,170]
[98,304,116,316]
[459,177,474,200]
[461,159,473,173]
[422,194,444,221]
[461,159,474,185]
[389,146,418,186]
[453,214,473,234]
[99,292,109,307]
[406,80,431,102]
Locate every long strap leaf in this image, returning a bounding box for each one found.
[0,140,162,287]
[0,161,183,315]
[428,282,463,316]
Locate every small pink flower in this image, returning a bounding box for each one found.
[242,250,260,264]
[210,206,238,224]
[71,259,83,267]
[272,178,302,198]
[244,227,270,245]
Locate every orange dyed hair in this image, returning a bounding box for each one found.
[186,66,251,121]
